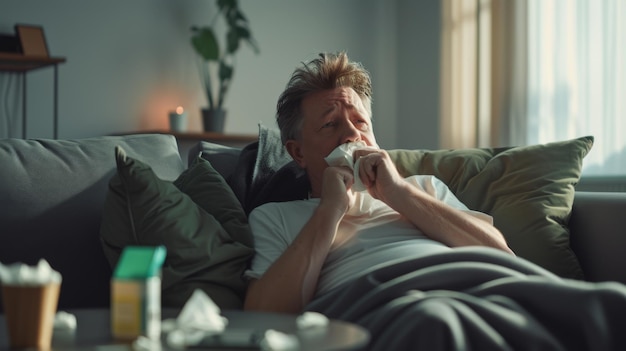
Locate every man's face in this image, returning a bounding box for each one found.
[285,87,377,195]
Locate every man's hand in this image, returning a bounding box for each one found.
[353,149,406,204]
[319,166,357,218]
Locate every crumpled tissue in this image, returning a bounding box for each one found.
[0,259,62,286]
[132,335,162,351]
[296,311,329,330]
[325,141,384,216]
[53,311,77,345]
[53,311,77,330]
[260,329,300,351]
[324,141,376,192]
[258,312,328,350]
[161,289,228,349]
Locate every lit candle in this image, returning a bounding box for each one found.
[169,106,188,132]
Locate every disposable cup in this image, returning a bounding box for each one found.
[1,282,61,349]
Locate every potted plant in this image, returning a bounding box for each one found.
[191,0,259,133]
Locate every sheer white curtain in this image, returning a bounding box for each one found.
[524,0,626,175]
[440,0,526,149]
[440,0,626,176]
[440,0,479,149]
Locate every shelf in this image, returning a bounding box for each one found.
[0,52,66,139]
[168,131,257,144]
[121,130,258,146]
[0,52,66,72]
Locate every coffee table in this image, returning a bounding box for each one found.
[0,308,369,350]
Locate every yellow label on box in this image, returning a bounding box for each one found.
[111,277,160,340]
[111,280,142,339]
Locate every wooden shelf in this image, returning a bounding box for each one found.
[121,130,258,146]
[168,130,257,144]
[0,52,66,72]
[0,52,66,138]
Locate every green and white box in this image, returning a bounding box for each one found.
[111,246,166,341]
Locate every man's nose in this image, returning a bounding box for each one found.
[341,119,362,144]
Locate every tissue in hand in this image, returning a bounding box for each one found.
[324,141,371,192]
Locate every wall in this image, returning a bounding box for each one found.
[397,0,441,149]
[0,0,441,150]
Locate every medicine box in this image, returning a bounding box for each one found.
[111,245,166,341]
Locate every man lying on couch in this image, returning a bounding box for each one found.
[242,52,626,350]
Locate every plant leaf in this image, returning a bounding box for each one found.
[192,0,259,108]
[191,27,219,61]
[219,61,233,81]
[217,0,236,12]
[234,9,247,23]
[224,5,248,27]
[245,37,260,54]
[236,26,250,39]
[226,28,240,54]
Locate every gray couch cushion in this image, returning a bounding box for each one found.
[0,134,184,310]
[569,191,626,284]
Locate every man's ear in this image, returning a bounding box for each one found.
[285,139,306,168]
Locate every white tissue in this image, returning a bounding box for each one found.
[260,329,300,351]
[133,335,162,351]
[325,142,385,216]
[54,311,77,330]
[162,289,228,349]
[296,312,329,330]
[176,289,227,332]
[51,311,77,346]
[324,141,370,192]
[0,259,62,286]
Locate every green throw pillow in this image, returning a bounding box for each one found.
[100,146,255,309]
[388,136,593,279]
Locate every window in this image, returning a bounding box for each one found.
[526,0,625,176]
[440,0,626,177]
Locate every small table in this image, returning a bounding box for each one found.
[0,308,369,350]
[0,53,66,139]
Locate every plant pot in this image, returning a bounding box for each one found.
[201,108,226,133]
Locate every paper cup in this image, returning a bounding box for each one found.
[1,282,61,349]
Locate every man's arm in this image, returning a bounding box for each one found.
[355,149,514,255]
[244,167,355,313]
[388,180,513,253]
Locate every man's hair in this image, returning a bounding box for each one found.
[276,52,372,145]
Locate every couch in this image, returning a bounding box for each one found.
[1,132,626,313]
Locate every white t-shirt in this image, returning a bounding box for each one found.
[244,175,492,296]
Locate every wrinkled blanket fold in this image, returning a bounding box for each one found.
[306,247,626,351]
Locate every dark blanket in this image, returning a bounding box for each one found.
[306,247,626,351]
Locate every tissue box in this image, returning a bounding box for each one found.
[111,246,166,341]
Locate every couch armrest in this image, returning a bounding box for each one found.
[569,191,626,284]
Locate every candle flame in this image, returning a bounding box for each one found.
[176,106,184,114]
